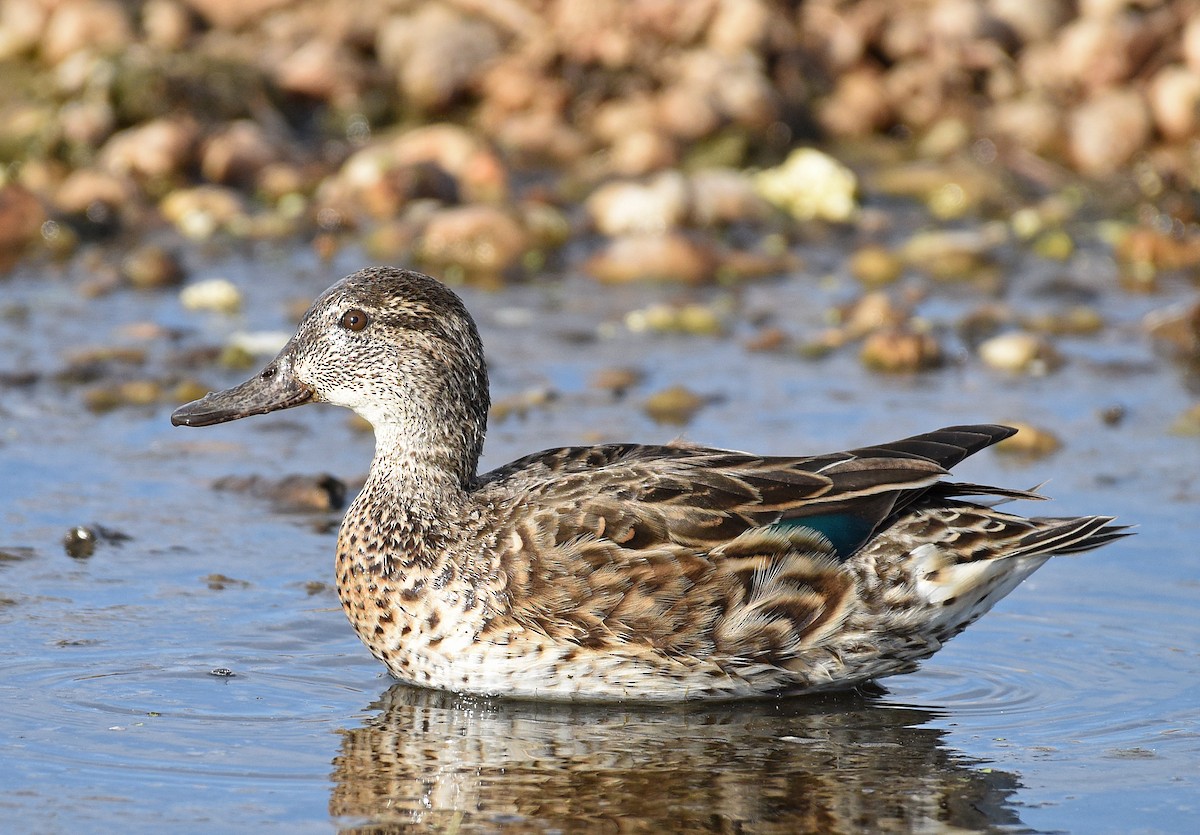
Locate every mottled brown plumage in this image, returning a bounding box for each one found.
[172,267,1128,700]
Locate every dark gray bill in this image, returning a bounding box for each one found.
[171,354,314,427]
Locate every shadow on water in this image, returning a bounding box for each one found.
[329,684,1027,834]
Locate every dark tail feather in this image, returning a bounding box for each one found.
[1017,515,1131,557]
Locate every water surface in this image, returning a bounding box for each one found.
[1,250,1197,832]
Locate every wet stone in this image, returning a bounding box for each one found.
[211,473,348,514]
[643,385,711,426]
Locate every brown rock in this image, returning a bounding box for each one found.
[0,0,49,61]
[643,385,709,426]
[418,205,528,274]
[98,118,198,181]
[860,327,943,373]
[181,0,290,31]
[54,168,135,215]
[1148,65,1200,142]
[377,6,501,111]
[819,68,892,137]
[200,120,278,187]
[41,0,133,65]
[0,185,46,266]
[1069,90,1150,177]
[142,0,194,50]
[585,233,718,284]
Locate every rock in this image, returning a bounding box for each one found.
[212,473,347,513]
[850,245,903,287]
[1170,403,1200,436]
[985,94,1064,154]
[643,385,709,426]
[377,6,501,111]
[836,291,906,340]
[121,245,186,290]
[180,277,242,313]
[978,331,1063,374]
[585,233,718,284]
[754,148,858,223]
[1148,65,1200,142]
[200,120,278,187]
[586,172,688,236]
[818,68,892,137]
[41,0,133,65]
[988,0,1072,43]
[860,327,943,373]
[98,117,198,181]
[274,38,361,101]
[160,186,246,239]
[609,129,678,176]
[688,168,771,226]
[0,185,46,266]
[0,0,49,61]
[624,303,725,336]
[389,124,508,204]
[181,0,290,31]
[417,205,528,274]
[1069,90,1150,177]
[590,367,644,397]
[1185,14,1200,73]
[142,0,194,50]
[995,422,1062,458]
[1144,301,1200,361]
[58,99,116,150]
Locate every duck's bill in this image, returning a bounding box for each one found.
[171,361,314,427]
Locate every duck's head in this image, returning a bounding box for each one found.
[172,267,491,483]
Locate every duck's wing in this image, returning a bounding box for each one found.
[476,424,1020,559]
[470,426,1023,673]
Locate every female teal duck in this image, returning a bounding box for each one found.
[172,267,1126,701]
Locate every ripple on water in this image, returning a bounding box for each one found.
[879,593,1200,762]
[2,655,375,782]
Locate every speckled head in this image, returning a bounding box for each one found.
[172,267,491,484]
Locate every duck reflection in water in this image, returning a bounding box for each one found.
[329,683,1026,834]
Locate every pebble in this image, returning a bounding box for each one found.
[590,367,644,397]
[0,184,46,264]
[180,278,242,314]
[860,327,943,373]
[643,385,709,426]
[1069,90,1151,177]
[212,473,347,514]
[98,117,198,181]
[849,245,903,286]
[979,331,1062,374]
[586,172,688,236]
[120,244,185,290]
[417,205,528,275]
[585,233,717,284]
[995,422,1062,458]
[753,148,858,223]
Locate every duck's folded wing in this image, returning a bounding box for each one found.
[477,425,1018,559]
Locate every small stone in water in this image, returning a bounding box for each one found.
[860,328,943,373]
[979,331,1062,375]
[180,278,242,314]
[643,385,709,426]
[209,668,235,678]
[63,526,96,559]
[996,422,1062,458]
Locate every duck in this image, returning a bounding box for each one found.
[172,267,1127,701]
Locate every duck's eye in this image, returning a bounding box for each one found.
[340,308,369,332]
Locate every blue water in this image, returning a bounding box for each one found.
[1,250,1197,832]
